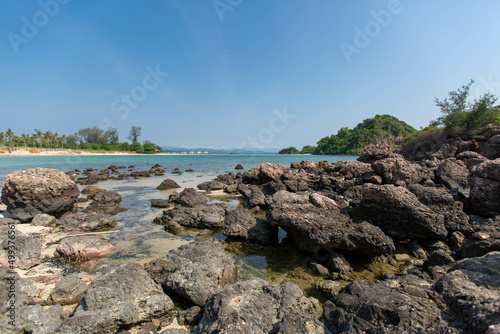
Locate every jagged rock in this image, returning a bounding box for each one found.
[146,242,236,306]
[83,191,127,215]
[461,216,500,258]
[237,184,270,208]
[456,151,489,169]
[48,274,88,305]
[215,174,235,185]
[31,213,57,227]
[309,193,338,210]
[324,160,373,179]
[481,134,500,159]
[258,163,288,182]
[56,213,117,232]
[358,149,402,163]
[57,263,174,333]
[130,171,151,178]
[372,157,432,185]
[290,162,300,169]
[300,160,320,174]
[195,278,324,334]
[468,159,500,216]
[223,208,275,245]
[1,168,79,222]
[425,249,455,268]
[327,251,353,280]
[408,184,472,234]
[315,280,342,297]
[436,159,469,190]
[267,202,395,256]
[356,184,447,240]
[271,190,309,205]
[235,164,244,170]
[155,204,229,229]
[435,252,500,333]
[55,235,116,261]
[176,188,207,207]
[323,275,460,333]
[197,181,225,191]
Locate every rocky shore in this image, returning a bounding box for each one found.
[0,129,499,333]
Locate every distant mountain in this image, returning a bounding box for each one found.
[161,146,280,154]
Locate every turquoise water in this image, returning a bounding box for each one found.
[0,154,355,182]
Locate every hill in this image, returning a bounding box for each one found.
[280,114,416,155]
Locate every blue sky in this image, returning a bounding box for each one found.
[1,0,499,150]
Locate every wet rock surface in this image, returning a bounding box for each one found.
[56,212,117,232]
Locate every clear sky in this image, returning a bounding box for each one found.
[1,0,499,150]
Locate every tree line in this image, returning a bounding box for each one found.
[0,125,162,154]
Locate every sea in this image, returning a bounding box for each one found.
[0,154,357,292]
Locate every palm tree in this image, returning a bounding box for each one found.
[0,132,4,147]
[44,131,53,149]
[20,133,28,149]
[34,129,42,148]
[5,128,15,149]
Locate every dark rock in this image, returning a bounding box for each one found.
[48,273,88,305]
[461,216,500,258]
[150,199,170,208]
[57,263,174,333]
[363,172,383,185]
[197,180,225,191]
[130,171,151,178]
[1,168,80,222]
[290,162,300,169]
[156,179,181,190]
[176,188,207,207]
[235,164,244,170]
[56,212,117,232]
[271,190,308,205]
[322,275,459,333]
[178,306,203,326]
[155,204,229,229]
[138,322,158,334]
[147,241,236,306]
[195,278,324,334]
[314,280,342,298]
[356,184,447,240]
[309,192,338,210]
[215,174,234,185]
[267,202,395,256]
[372,157,433,185]
[468,159,500,217]
[309,262,330,276]
[55,235,116,261]
[0,233,41,269]
[358,148,402,163]
[223,208,275,244]
[262,180,287,195]
[83,191,127,215]
[408,184,472,234]
[237,184,269,208]
[456,151,489,169]
[258,163,288,182]
[300,160,320,174]
[168,191,180,203]
[435,252,500,333]
[481,134,500,159]
[327,251,353,279]
[436,159,469,190]
[31,213,57,226]
[425,249,455,268]
[282,171,313,193]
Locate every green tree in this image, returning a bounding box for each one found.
[105,127,119,145]
[279,146,300,154]
[130,142,144,153]
[5,128,15,148]
[128,126,142,144]
[301,145,316,154]
[143,140,161,154]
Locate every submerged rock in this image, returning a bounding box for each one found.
[56,212,117,232]
[1,168,79,222]
[156,204,229,230]
[176,188,208,207]
[83,191,127,215]
[195,278,324,334]
[157,179,180,190]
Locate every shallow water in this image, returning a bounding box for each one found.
[1,154,369,295]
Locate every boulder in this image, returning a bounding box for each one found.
[176,188,207,207]
[56,212,117,232]
[468,159,500,216]
[257,163,288,182]
[146,241,236,306]
[155,204,229,229]
[1,168,80,222]
[324,160,373,179]
[309,192,338,210]
[322,275,459,333]
[356,184,447,240]
[327,251,353,280]
[435,159,469,190]
[157,179,180,191]
[271,190,309,205]
[57,263,173,333]
[300,160,319,174]
[358,149,402,163]
[31,213,57,227]
[267,202,395,256]
[435,252,500,333]
[222,208,275,244]
[481,134,500,159]
[83,191,127,215]
[130,171,151,178]
[215,174,235,185]
[80,185,105,196]
[197,181,225,191]
[235,164,244,170]
[237,184,269,208]
[195,278,324,334]
[456,151,489,169]
[55,235,116,261]
[150,199,170,208]
[0,233,41,269]
[371,157,432,185]
[408,184,472,234]
[48,274,89,305]
[460,216,500,258]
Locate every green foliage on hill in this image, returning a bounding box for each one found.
[279,146,301,154]
[312,114,416,155]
